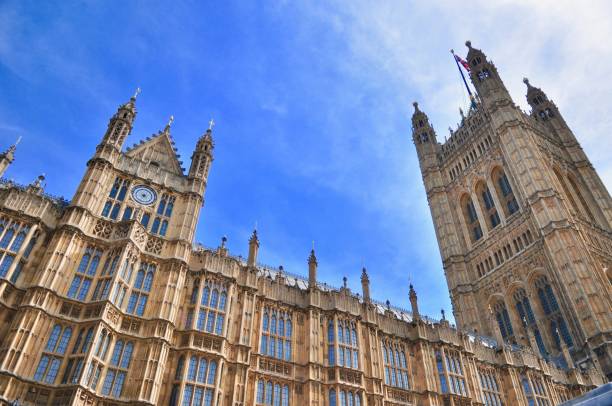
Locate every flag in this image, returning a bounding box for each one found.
[454,54,471,72]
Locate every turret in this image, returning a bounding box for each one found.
[523,78,575,141]
[464,41,513,108]
[360,267,370,302]
[411,102,439,172]
[0,137,20,177]
[247,229,259,267]
[99,90,138,151]
[409,284,420,321]
[189,121,215,196]
[308,248,317,288]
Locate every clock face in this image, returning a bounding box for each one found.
[131,185,157,206]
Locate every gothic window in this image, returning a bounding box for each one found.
[521,374,551,406]
[260,307,292,361]
[330,319,359,369]
[382,340,410,389]
[61,326,93,385]
[476,181,501,230]
[461,194,483,242]
[327,319,335,365]
[197,281,229,336]
[101,340,133,397]
[92,250,121,301]
[492,168,519,216]
[479,368,503,406]
[151,193,175,237]
[67,247,103,301]
[478,68,491,81]
[34,324,72,384]
[567,175,596,223]
[102,177,131,221]
[330,389,362,406]
[493,301,514,342]
[181,356,217,406]
[126,262,156,316]
[435,348,467,396]
[0,220,32,282]
[535,276,573,349]
[256,380,290,406]
[514,289,547,357]
[553,168,589,222]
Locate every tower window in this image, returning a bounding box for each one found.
[462,195,483,242]
[102,177,131,221]
[493,169,519,217]
[476,182,501,230]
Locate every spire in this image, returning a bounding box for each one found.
[360,267,370,302]
[188,122,215,192]
[163,115,174,134]
[0,137,21,177]
[463,40,512,107]
[409,284,420,321]
[100,91,138,151]
[26,173,45,194]
[308,247,317,289]
[247,229,259,267]
[217,235,228,257]
[411,101,437,145]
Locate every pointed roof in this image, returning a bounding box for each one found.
[125,126,184,175]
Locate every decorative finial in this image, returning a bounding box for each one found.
[412,101,419,112]
[343,276,348,289]
[15,136,22,146]
[208,118,215,131]
[386,299,391,310]
[523,77,529,85]
[167,115,174,128]
[132,87,141,100]
[450,48,455,55]
[465,40,472,48]
[441,309,446,320]
[221,235,227,247]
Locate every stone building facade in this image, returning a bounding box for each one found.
[0,42,606,406]
[413,42,611,382]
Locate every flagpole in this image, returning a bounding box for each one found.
[450,49,473,98]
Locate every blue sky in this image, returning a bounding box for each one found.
[1,1,611,322]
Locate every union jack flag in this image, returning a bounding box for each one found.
[454,54,471,72]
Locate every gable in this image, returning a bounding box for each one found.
[125,132,184,175]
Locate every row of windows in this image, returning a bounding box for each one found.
[448,135,493,181]
[101,177,175,238]
[328,319,359,369]
[522,374,551,406]
[0,219,36,284]
[493,277,573,353]
[256,380,290,406]
[186,280,229,336]
[462,169,519,243]
[479,370,503,406]
[260,308,292,361]
[171,355,218,406]
[382,342,409,389]
[329,389,362,406]
[436,349,467,396]
[476,230,533,277]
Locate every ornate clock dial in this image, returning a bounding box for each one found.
[131,185,157,206]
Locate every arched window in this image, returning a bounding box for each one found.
[328,319,335,365]
[514,289,547,356]
[197,282,228,336]
[535,276,573,349]
[261,308,292,361]
[257,380,265,403]
[492,168,519,216]
[175,356,185,380]
[191,279,200,304]
[101,340,134,397]
[461,194,483,242]
[329,389,337,406]
[181,356,217,405]
[567,175,596,223]
[34,324,73,384]
[476,181,501,230]
[493,302,514,342]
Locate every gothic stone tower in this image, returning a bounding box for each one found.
[0,93,214,404]
[413,41,612,379]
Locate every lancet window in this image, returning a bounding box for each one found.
[327,318,359,369]
[513,288,547,356]
[0,218,33,282]
[382,340,410,390]
[34,324,73,384]
[435,348,467,396]
[195,280,228,336]
[151,193,175,236]
[177,356,218,406]
[260,306,292,361]
[126,261,156,317]
[461,194,483,242]
[67,246,103,301]
[493,301,514,343]
[61,326,94,384]
[521,374,551,406]
[256,379,290,406]
[535,276,573,349]
[101,340,134,397]
[478,368,503,406]
[476,181,501,229]
[92,249,121,301]
[329,388,362,406]
[493,168,519,216]
[101,177,131,221]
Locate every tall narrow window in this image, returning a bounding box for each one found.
[493,168,519,216]
[101,340,133,397]
[462,194,483,242]
[181,356,217,406]
[151,193,175,237]
[34,324,72,384]
[382,340,410,389]
[514,288,547,357]
[493,302,514,343]
[126,262,156,316]
[328,319,335,365]
[479,369,503,405]
[102,177,131,220]
[535,276,573,349]
[477,181,501,229]
[67,247,103,301]
[198,282,228,336]
[260,307,292,361]
[333,319,359,369]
